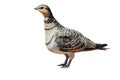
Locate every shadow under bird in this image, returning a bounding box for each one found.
[34,4,108,68]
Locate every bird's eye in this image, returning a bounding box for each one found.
[40,7,44,9]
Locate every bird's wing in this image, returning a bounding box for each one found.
[55,28,91,52]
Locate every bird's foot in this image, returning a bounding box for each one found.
[57,63,66,67]
[57,64,69,68]
[61,65,69,68]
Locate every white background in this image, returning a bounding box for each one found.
[0,0,120,80]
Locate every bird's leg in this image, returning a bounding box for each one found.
[61,59,73,68]
[67,59,72,67]
[61,53,74,68]
[58,54,69,67]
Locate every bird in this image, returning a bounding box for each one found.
[34,4,108,68]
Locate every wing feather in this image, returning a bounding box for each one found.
[55,28,88,52]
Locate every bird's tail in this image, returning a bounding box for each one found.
[95,43,107,50]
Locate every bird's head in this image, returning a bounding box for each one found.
[34,4,53,18]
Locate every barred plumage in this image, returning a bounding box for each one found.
[55,28,90,52]
[35,4,107,68]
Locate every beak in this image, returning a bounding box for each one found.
[34,7,38,10]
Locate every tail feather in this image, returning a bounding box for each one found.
[96,44,107,49]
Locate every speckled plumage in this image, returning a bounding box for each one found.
[34,4,107,68]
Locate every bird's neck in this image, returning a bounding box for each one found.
[43,13,54,23]
[44,17,49,21]
[44,17,54,23]
[44,15,64,30]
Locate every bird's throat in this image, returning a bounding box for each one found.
[44,17,49,21]
[44,16,55,23]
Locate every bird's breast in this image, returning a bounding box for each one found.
[46,35,64,54]
[45,29,67,54]
[45,27,57,43]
